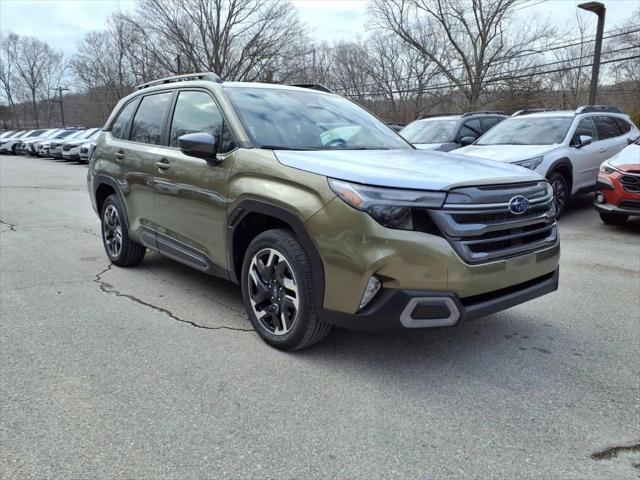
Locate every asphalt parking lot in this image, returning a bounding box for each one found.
[1,153,639,480]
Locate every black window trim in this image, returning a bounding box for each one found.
[163,87,239,156]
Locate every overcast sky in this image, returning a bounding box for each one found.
[0,0,637,55]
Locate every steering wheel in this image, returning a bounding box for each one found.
[325,137,347,147]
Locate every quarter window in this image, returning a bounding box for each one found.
[130,92,173,145]
[169,90,236,153]
[593,116,621,140]
[111,100,139,140]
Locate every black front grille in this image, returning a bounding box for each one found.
[621,174,640,194]
[62,145,72,151]
[428,181,557,264]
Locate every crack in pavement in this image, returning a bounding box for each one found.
[591,442,640,460]
[0,218,17,231]
[94,264,254,333]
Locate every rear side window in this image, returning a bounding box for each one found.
[111,100,139,140]
[593,116,621,140]
[169,90,236,152]
[612,117,632,134]
[130,92,173,145]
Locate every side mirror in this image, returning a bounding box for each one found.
[575,135,593,148]
[178,132,219,164]
[460,136,476,146]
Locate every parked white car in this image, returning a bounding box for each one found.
[0,129,46,154]
[456,106,640,216]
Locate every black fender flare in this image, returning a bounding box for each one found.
[545,157,573,189]
[93,173,130,228]
[227,199,325,306]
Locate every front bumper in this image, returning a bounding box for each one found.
[594,201,640,216]
[320,268,559,331]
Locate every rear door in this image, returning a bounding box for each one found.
[592,115,627,175]
[153,89,238,273]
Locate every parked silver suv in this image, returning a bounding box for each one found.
[457,106,640,216]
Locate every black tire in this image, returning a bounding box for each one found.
[548,172,569,218]
[241,228,331,351]
[100,194,146,267]
[599,211,628,225]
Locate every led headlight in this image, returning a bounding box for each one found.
[600,163,617,174]
[514,156,544,170]
[328,178,446,230]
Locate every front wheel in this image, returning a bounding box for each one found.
[599,211,628,225]
[548,172,569,219]
[241,229,331,350]
[100,194,146,267]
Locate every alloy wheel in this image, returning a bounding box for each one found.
[552,179,566,214]
[247,248,299,335]
[102,204,123,258]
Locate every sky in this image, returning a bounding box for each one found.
[0,0,638,55]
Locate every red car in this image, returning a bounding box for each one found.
[594,137,640,224]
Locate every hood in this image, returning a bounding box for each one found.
[608,143,640,171]
[274,149,542,191]
[456,144,556,163]
[413,143,443,150]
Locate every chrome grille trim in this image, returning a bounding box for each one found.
[428,181,557,264]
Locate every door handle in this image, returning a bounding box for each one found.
[155,158,170,170]
[599,148,607,153]
[115,150,125,160]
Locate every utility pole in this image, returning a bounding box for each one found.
[50,86,70,127]
[176,55,182,75]
[578,2,606,105]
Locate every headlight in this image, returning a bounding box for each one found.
[600,163,616,174]
[328,178,446,230]
[514,156,544,170]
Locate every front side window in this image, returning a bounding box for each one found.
[573,117,597,141]
[459,119,482,140]
[169,90,236,153]
[400,119,458,144]
[112,100,139,140]
[225,87,409,150]
[130,92,173,145]
[480,117,503,133]
[593,116,621,140]
[476,117,574,146]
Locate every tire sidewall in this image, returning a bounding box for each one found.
[548,172,568,218]
[241,231,314,350]
[101,195,129,264]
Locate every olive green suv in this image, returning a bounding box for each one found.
[88,72,560,350]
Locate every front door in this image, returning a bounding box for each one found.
[153,89,237,273]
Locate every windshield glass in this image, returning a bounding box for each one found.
[400,119,458,144]
[75,128,98,140]
[476,117,573,145]
[225,87,410,150]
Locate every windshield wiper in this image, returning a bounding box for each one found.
[259,145,315,151]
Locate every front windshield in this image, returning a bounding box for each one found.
[477,117,573,146]
[225,87,410,150]
[400,119,458,144]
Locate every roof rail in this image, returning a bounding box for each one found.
[418,113,458,119]
[136,72,223,91]
[575,105,623,114]
[511,108,555,117]
[290,83,332,93]
[461,110,507,117]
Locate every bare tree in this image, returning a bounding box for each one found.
[0,33,22,127]
[118,0,308,82]
[369,0,554,108]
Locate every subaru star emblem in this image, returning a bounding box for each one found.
[508,195,529,215]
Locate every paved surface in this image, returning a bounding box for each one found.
[1,154,639,480]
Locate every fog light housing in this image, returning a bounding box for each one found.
[359,276,381,310]
[595,193,605,204]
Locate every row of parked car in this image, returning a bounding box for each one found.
[398,106,640,224]
[0,127,100,162]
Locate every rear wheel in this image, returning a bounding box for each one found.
[100,195,146,267]
[599,211,628,225]
[548,172,569,218]
[241,229,331,350]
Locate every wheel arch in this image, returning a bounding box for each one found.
[93,174,130,228]
[227,199,325,306]
[546,158,574,194]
